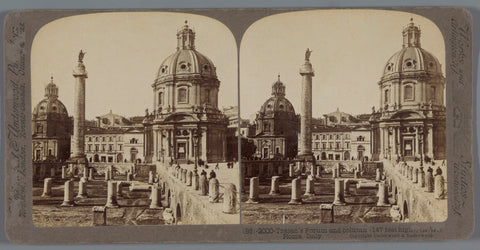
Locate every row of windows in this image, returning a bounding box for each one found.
[87,136,122,142]
[158,88,212,105]
[313,134,366,142]
[384,85,437,103]
[314,142,350,150]
[86,144,123,152]
[313,134,350,140]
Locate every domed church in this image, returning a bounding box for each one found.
[253,76,299,159]
[143,21,228,163]
[32,77,72,161]
[370,19,446,162]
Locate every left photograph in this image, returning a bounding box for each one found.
[31,12,239,226]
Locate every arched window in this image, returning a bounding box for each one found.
[384,89,390,103]
[178,88,188,103]
[158,92,164,106]
[404,85,414,101]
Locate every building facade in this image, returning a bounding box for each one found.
[32,77,72,162]
[312,108,372,161]
[252,76,299,159]
[85,127,145,163]
[370,20,446,161]
[312,126,352,161]
[143,21,228,164]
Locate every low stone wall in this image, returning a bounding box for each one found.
[241,160,291,178]
[361,162,383,175]
[135,164,156,177]
[384,160,447,222]
[33,162,65,180]
[316,160,362,173]
[156,163,239,225]
[89,163,134,175]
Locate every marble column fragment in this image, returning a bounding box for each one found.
[199,173,208,196]
[76,177,88,199]
[41,178,53,197]
[222,183,237,214]
[60,180,75,207]
[375,168,381,182]
[148,171,154,184]
[62,166,67,179]
[208,178,220,203]
[187,170,193,186]
[105,181,119,208]
[332,179,346,206]
[269,176,281,196]
[304,175,315,196]
[413,168,418,183]
[192,170,199,190]
[419,167,425,187]
[425,167,434,193]
[88,168,94,180]
[246,177,260,203]
[116,181,123,198]
[376,182,390,206]
[150,184,162,209]
[288,178,302,205]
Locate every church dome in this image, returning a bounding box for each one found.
[382,19,443,78]
[259,76,296,115]
[156,21,217,80]
[32,77,69,118]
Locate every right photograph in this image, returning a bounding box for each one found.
[239,10,447,224]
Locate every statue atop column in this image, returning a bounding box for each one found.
[305,48,312,61]
[78,50,85,62]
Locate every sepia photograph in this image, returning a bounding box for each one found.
[30,12,240,226]
[4,6,474,244]
[239,9,448,224]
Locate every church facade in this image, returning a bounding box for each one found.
[32,77,72,162]
[143,22,228,164]
[252,76,299,159]
[370,20,446,162]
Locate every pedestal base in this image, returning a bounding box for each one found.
[296,154,316,163]
[60,201,75,207]
[68,156,89,177]
[246,198,260,204]
[288,199,303,205]
[332,201,346,206]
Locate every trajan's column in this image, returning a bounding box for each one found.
[297,49,315,162]
[69,50,88,166]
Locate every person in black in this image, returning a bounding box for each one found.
[209,170,216,180]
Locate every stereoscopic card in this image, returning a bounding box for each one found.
[3,7,474,243]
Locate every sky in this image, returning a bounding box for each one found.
[31,12,237,120]
[239,9,446,120]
